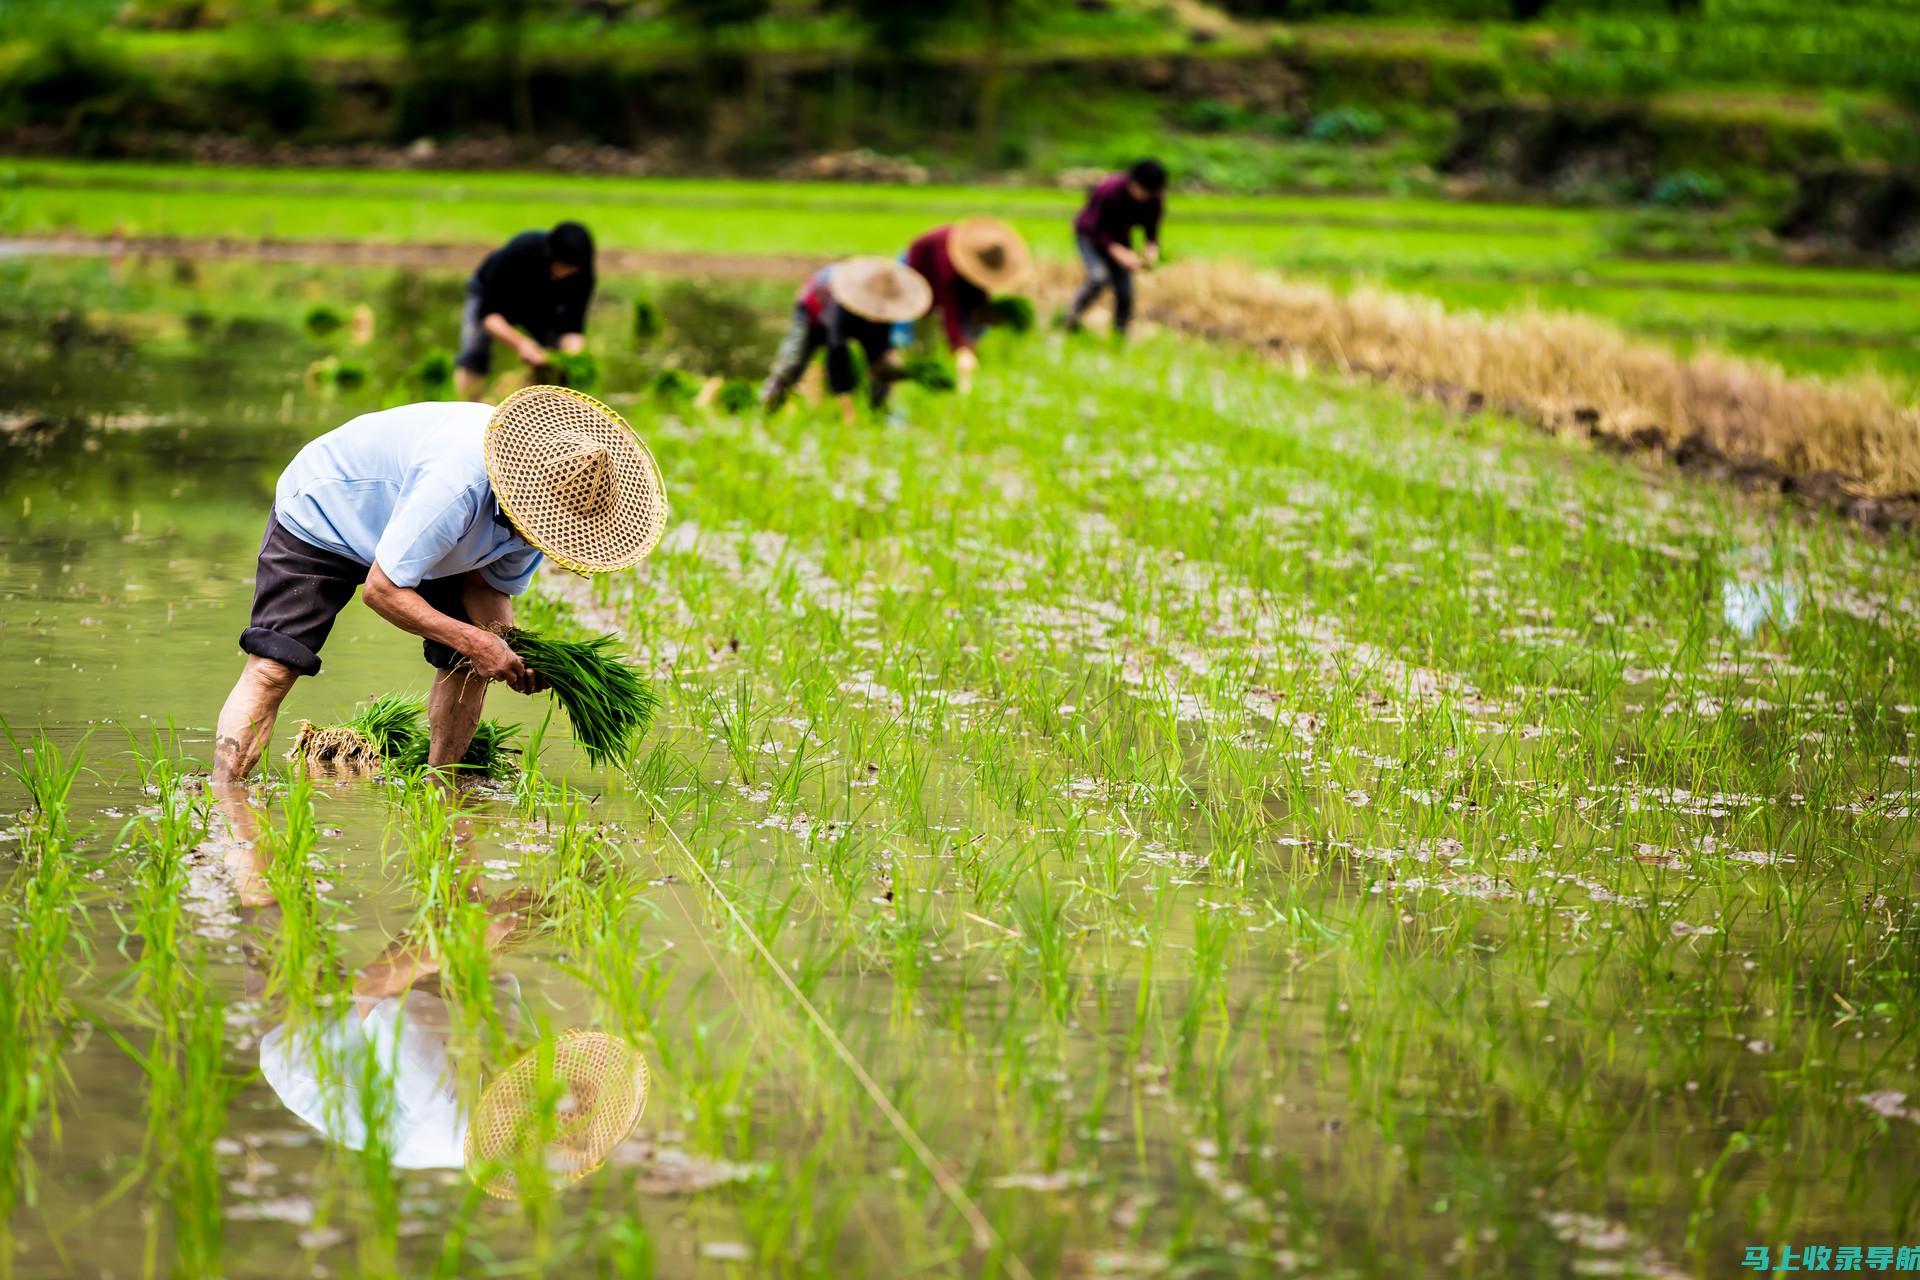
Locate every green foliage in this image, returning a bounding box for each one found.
[411,347,455,393]
[1649,169,1727,208]
[205,36,319,136]
[302,303,344,337]
[986,294,1036,334]
[542,350,599,391]
[392,717,522,776]
[650,367,701,404]
[633,297,662,342]
[307,354,369,389]
[902,352,957,391]
[716,377,759,413]
[502,627,660,766]
[1306,105,1387,144]
[345,693,428,759]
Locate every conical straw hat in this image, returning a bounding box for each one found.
[828,256,933,324]
[463,1030,650,1200]
[948,217,1031,294]
[485,385,668,575]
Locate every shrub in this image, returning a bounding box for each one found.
[1649,170,1727,209]
[716,378,759,413]
[411,348,455,393]
[650,367,701,404]
[1306,106,1386,145]
[303,304,345,337]
[633,297,662,342]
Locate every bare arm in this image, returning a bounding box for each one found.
[362,564,539,693]
[482,312,548,367]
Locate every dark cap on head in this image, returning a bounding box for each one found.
[1128,158,1169,192]
[548,221,595,269]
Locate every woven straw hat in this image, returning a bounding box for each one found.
[463,1030,650,1200]
[485,385,668,575]
[828,256,933,324]
[948,217,1031,294]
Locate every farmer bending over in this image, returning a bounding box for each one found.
[210,385,667,784]
[455,222,597,401]
[1065,158,1168,338]
[761,257,932,424]
[899,217,1031,394]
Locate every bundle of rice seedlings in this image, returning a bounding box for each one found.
[289,694,425,772]
[987,295,1036,334]
[903,353,957,392]
[393,718,522,778]
[542,351,599,391]
[499,627,659,767]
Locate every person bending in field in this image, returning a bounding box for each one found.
[760,256,932,423]
[455,222,597,402]
[1065,158,1168,338]
[898,217,1032,394]
[209,385,667,786]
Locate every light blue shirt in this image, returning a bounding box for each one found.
[274,401,543,595]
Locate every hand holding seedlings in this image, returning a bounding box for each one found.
[464,629,542,694]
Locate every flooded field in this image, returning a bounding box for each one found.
[3,253,1920,1278]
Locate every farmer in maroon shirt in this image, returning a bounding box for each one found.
[1066,158,1168,337]
[901,217,1031,394]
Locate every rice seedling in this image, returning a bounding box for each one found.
[500,627,661,767]
[289,693,425,772]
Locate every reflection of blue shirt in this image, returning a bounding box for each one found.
[274,402,542,594]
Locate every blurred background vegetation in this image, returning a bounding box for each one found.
[3,0,1919,260]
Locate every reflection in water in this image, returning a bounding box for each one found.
[1721,576,1802,638]
[261,985,470,1170]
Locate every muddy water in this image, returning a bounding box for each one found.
[0,257,773,1277]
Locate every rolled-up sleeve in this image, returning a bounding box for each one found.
[373,481,477,589]
[480,545,543,596]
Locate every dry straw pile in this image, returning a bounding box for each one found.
[1040,259,1920,502]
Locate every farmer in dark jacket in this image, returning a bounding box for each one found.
[455,222,596,401]
[900,217,1031,395]
[760,257,931,423]
[1065,159,1167,338]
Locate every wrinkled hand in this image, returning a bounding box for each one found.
[464,631,541,694]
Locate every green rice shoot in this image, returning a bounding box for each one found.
[500,627,659,767]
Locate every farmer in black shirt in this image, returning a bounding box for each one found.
[455,222,596,401]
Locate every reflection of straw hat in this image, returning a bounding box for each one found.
[828,256,933,324]
[484,385,669,575]
[464,1030,650,1200]
[948,217,1031,294]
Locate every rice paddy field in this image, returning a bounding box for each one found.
[7,159,1920,387]
[3,186,1920,1279]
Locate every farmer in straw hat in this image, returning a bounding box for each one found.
[456,222,597,402]
[209,385,667,786]
[1064,158,1168,339]
[898,217,1032,395]
[760,256,932,423]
